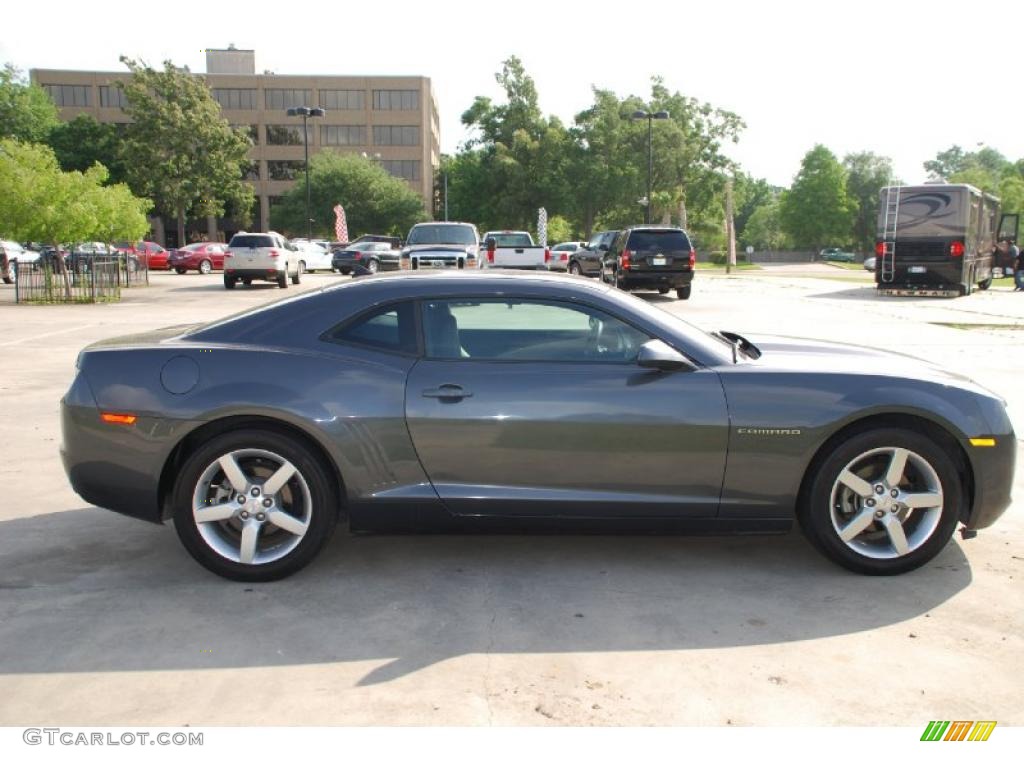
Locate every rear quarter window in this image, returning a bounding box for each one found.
[324,301,417,355]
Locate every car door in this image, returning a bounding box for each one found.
[208,245,225,269]
[405,297,729,518]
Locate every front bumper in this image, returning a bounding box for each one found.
[963,430,1016,530]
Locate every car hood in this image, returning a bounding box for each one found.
[738,333,995,394]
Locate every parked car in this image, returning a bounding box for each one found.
[549,242,586,272]
[61,270,1015,581]
[332,241,401,274]
[600,227,696,300]
[480,230,550,269]
[820,247,857,263]
[114,241,169,270]
[169,243,228,274]
[401,222,480,270]
[292,241,334,273]
[223,231,302,289]
[68,242,114,272]
[863,256,877,272]
[568,231,617,277]
[1,240,41,283]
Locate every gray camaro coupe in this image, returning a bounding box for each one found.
[61,272,1015,581]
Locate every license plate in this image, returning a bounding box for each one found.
[652,256,666,266]
[909,266,926,274]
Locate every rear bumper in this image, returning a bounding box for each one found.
[225,268,283,279]
[619,270,693,289]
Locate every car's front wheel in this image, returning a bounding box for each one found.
[172,429,338,581]
[800,427,962,575]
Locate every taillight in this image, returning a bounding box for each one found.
[353,253,362,260]
[950,240,965,258]
[875,242,885,257]
[621,249,632,269]
[544,248,551,263]
[688,249,696,269]
[268,249,280,258]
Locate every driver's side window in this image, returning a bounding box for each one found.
[422,299,651,363]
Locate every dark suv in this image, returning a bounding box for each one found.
[567,230,616,277]
[600,227,695,300]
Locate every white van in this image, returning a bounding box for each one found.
[224,231,302,289]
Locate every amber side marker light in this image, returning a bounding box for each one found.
[969,438,996,447]
[101,412,137,425]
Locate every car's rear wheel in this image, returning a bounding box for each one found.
[291,261,303,285]
[277,270,287,289]
[175,267,188,275]
[199,259,212,275]
[172,429,338,581]
[800,427,962,575]
[224,276,236,290]
[676,285,692,300]
[658,287,669,295]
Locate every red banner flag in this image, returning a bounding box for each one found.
[333,204,348,243]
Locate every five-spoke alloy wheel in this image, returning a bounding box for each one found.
[173,429,337,580]
[800,427,961,575]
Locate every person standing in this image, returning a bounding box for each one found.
[1014,242,1024,291]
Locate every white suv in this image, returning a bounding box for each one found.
[224,232,302,289]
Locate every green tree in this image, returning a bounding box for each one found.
[0,139,150,297]
[47,114,127,182]
[742,199,790,251]
[118,57,253,246]
[270,152,425,238]
[844,151,896,252]
[544,215,574,244]
[780,145,856,252]
[0,64,59,143]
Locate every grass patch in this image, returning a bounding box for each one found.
[824,260,866,270]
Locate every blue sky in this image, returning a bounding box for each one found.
[7,0,1022,186]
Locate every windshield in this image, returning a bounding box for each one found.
[407,224,476,246]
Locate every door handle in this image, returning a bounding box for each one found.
[421,385,473,399]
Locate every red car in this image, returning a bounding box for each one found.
[168,242,228,274]
[114,241,170,270]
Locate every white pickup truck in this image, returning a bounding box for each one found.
[481,231,551,270]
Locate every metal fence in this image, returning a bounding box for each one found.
[14,260,121,304]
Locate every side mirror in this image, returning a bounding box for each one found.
[598,243,610,252]
[637,339,695,372]
[484,237,497,250]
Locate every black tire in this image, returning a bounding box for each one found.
[291,261,302,285]
[676,285,692,300]
[175,267,188,275]
[198,259,212,275]
[277,270,287,289]
[978,277,992,291]
[224,276,236,290]
[799,427,962,576]
[568,261,582,276]
[658,287,669,295]
[172,428,338,581]
[365,258,379,274]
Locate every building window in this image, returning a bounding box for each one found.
[381,160,420,181]
[98,85,127,108]
[265,124,311,146]
[373,90,419,111]
[232,124,259,144]
[265,89,313,110]
[212,88,257,110]
[267,161,305,181]
[241,160,260,181]
[43,84,91,107]
[319,90,365,110]
[321,125,366,146]
[373,125,420,146]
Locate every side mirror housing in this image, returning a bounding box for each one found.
[637,339,695,372]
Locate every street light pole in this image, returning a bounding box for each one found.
[631,109,670,225]
[286,106,325,240]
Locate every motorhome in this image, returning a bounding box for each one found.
[875,184,1018,296]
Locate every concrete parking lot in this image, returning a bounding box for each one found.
[1,267,1022,725]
